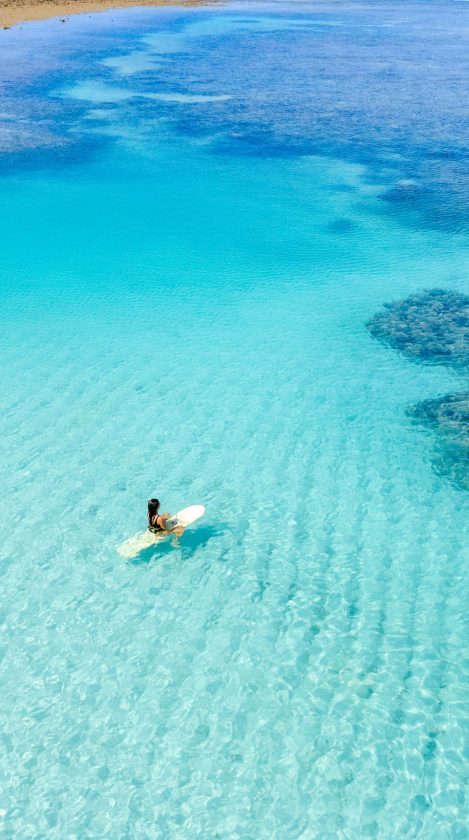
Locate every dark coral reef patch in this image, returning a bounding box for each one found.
[327,217,356,234]
[367,288,468,489]
[408,392,469,490]
[410,391,469,434]
[366,289,469,366]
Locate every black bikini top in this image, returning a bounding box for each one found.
[148,514,163,533]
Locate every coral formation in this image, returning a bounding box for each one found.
[410,390,469,433]
[367,289,468,488]
[366,289,469,365]
[408,392,469,490]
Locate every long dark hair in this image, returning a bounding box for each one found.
[148,498,160,524]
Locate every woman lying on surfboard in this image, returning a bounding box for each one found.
[148,498,184,538]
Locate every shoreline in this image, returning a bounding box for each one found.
[0,0,211,29]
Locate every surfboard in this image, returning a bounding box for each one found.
[118,504,205,559]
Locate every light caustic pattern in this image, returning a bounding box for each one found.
[0,3,468,838]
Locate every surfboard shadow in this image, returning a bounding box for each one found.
[127,524,226,566]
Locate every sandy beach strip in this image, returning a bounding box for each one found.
[0,0,212,29]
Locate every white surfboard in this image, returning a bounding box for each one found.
[118,504,205,559]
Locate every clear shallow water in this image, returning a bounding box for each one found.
[0,3,468,837]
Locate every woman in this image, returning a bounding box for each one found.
[148,498,184,539]
[147,498,171,533]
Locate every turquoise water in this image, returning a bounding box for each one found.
[1,3,468,837]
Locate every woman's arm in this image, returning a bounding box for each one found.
[156,512,172,530]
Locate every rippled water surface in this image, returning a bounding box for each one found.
[1,2,468,837]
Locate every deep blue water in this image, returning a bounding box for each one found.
[0,3,468,837]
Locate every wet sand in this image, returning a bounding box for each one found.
[0,0,210,29]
